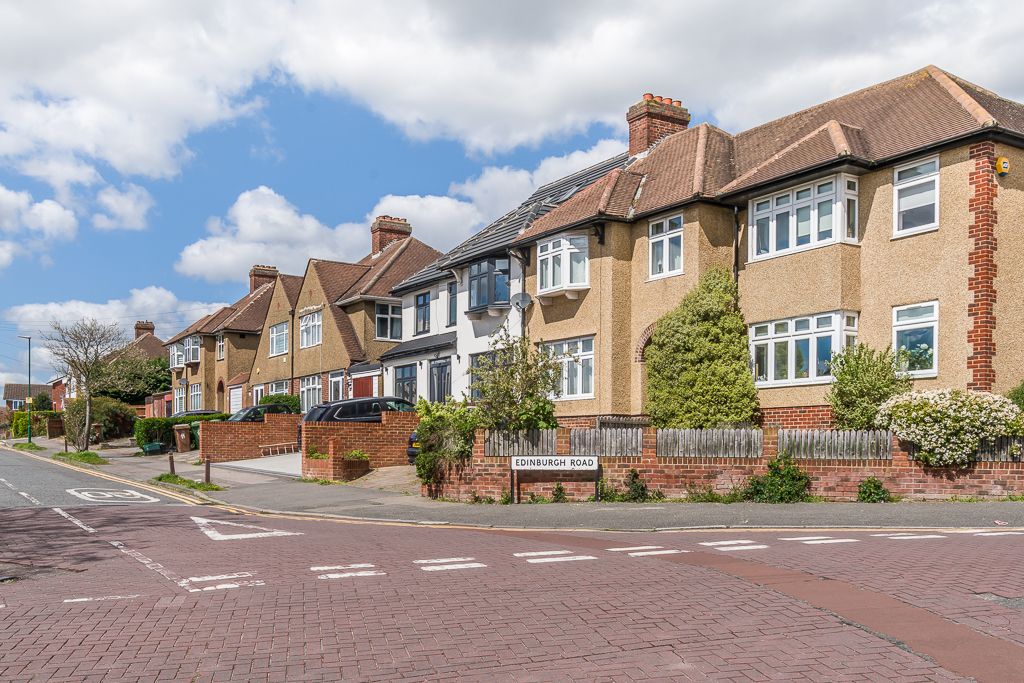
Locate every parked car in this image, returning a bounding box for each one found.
[169,409,221,418]
[407,431,419,464]
[226,403,295,423]
[301,396,417,424]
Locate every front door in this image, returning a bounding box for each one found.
[229,387,242,413]
[329,371,345,401]
[430,358,452,403]
[352,376,373,398]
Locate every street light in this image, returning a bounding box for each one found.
[16,335,31,444]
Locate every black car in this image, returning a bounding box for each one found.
[226,403,295,422]
[407,431,419,464]
[301,396,417,424]
[169,409,222,418]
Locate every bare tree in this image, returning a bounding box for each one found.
[42,319,147,451]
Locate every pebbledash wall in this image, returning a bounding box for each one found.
[301,411,419,469]
[199,413,302,463]
[424,427,1024,502]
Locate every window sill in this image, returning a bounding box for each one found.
[904,370,938,379]
[891,225,939,241]
[552,395,595,402]
[645,270,685,283]
[268,352,288,359]
[749,239,858,263]
[755,377,834,389]
[374,337,401,342]
[298,343,323,350]
[413,331,432,337]
[466,304,511,320]
[537,286,589,305]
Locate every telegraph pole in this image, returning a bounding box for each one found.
[17,335,31,444]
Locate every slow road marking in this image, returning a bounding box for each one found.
[629,549,688,556]
[606,546,662,552]
[68,488,160,503]
[513,550,572,557]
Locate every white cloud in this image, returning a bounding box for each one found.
[3,1,1024,192]
[0,182,77,268]
[92,183,156,230]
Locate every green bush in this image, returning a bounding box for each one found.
[413,398,480,484]
[551,482,567,503]
[1007,379,1024,411]
[744,452,812,503]
[305,445,328,459]
[826,344,914,430]
[685,483,746,503]
[134,413,230,448]
[66,397,137,440]
[11,410,60,437]
[260,393,301,413]
[499,489,513,505]
[857,477,893,503]
[592,469,664,502]
[645,266,758,428]
[344,449,370,460]
[415,450,443,485]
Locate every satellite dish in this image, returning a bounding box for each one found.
[510,292,533,310]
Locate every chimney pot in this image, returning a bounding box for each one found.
[370,215,412,256]
[248,264,279,294]
[626,95,690,156]
[673,100,681,107]
[642,93,653,101]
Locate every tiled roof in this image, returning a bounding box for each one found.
[514,65,1024,244]
[127,332,166,360]
[341,238,442,300]
[379,331,457,362]
[3,383,49,401]
[165,307,234,346]
[393,152,632,295]
[279,274,304,308]
[227,371,250,387]
[216,282,275,333]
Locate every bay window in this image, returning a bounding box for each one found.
[376,303,402,340]
[299,311,322,349]
[750,311,858,387]
[468,259,510,310]
[299,375,322,412]
[169,343,184,368]
[649,215,683,278]
[893,301,937,377]
[189,383,202,411]
[750,174,858,261]
[893,157,938,237]
[545,337,594,399]
[183,336,201,363]
[174,387,186,414]
[538,234,588,294]
[394,364,417,403]
[269,322,288,357]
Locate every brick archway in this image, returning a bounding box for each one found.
[634,322,657,362]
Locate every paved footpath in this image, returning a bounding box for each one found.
[3,500,1024,682]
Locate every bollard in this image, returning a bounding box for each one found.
[168,452,175,476]
[205,456,211,484]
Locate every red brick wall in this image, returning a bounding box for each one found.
[760,405,834,429]
[302,443,372,481]
[424,428,1024,502]
[301,411,419,469]
[555,416,598,429]
[968,141,997,391]
[199,413,302,463]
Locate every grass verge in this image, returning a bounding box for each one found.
[153,472,224,491]
[53,451,108,465]
[12,442,46,451]
[297,477,344,485]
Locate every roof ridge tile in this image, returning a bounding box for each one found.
[925,64,997,127]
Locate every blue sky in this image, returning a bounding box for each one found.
[2,0,1024,386]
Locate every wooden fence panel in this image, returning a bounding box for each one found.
[779,429,892,460]
[484,430,557,457]
[656,428,762,458]
[570,428,642,457]
[909,436,1024,462]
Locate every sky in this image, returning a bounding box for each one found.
[2,0,1024,387]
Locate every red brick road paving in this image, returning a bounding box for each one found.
[1,506,1021,682]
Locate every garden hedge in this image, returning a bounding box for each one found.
[134,414,231,449]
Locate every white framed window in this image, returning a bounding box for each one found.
[538,234,589,294]
[544,337,594,400]
[183,336,201,363]
[376,303,402,340]
[11,400,24,410]
[893,301,938,377]
[415,292,430,335]
[189,383,202,411]
[749,310,858,387]
[299,311,322,349]
[252,384,265,404]
[266,380,289,396]
[169,343,185,368]
[649,215,683,279]
[749,175,859,262]
[893,157,939,238]
[447,281,458,326]
[216,334,224,360]
[174,387,187,414]
[299,375,322,412]
[269,322,288,357]
[329,371,345,401]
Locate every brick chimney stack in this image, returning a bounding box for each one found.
[134,321,155,339]
[626,94,691,157]
[370,216,412,256]
[249,265,279,293]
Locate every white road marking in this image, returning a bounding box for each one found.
[191,516,303,541]
[629,549,688,556]
[513,550,573,557]
[941,529,991,534]
[716,545,770,551]
[778,536,832,541]
[414,557,475,564]
[187,573,254,582]
[318,570,386,579]
[606,546,662,552]
[420,563,487,571]
[871,533,919,537]
[885,535,946,540]
[109,541,202,593]
[525,555,597,564]
[52,508,97,533]
[64,595,141,603]
[0,478,16,491]
[310,563,376,571]
[802,539,859,545]
[699,540,756,546]
[200,581,265,591]
[18,491,42,506]
[973,532,1024,536]
[67,488,160,503]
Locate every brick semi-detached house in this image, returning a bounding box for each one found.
[511,65,1024,429]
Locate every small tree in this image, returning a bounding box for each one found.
[43,319,149,451]
[468,324,563,431]
[96,356,171,405]
[825,344,913,430]
[644,266,758,428]
[33,391,53,412]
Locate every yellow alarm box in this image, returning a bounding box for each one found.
[996,157,1010,176]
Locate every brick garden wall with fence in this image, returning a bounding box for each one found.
[199,413,302,463]
[301,411,420,469]
[423,426,1024,502]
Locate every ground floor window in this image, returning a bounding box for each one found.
[299,375,322,412]
[394,364,417,403]
[189,383,202,411]
[893,301,937,377]
[174,387,186,414]
[252,384,264,404]
[544,337,594,399]
[750,310,858,387]
[329,371,345,401]
[266,380,289,396]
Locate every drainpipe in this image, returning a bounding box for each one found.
[733,206,740,283]
[288,308,296,396]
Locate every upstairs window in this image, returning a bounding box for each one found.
[893,301,937,377]
[269,322,288,357]
[415,292,430,335]
[649,215,683,278]
[216,334,224,360]
[538,234,588,293]
[376,303,402,340]
[749,310,857,387]
[299,311,322,348]
[750,175,858,261]
[447,282,458,326]
[894,157,939,237]
[183,336,201,363]
[468,259,510,309]
[169,343,184,368]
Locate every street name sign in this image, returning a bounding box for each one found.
[511,456,597,471]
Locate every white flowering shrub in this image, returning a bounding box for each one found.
[875,389,1024,468]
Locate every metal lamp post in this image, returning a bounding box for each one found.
[17,335,31,444]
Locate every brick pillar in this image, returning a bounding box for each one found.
[967,141,997,391]
[763,426,779,460]
[556,428,570,456]
[641,427,657,465]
